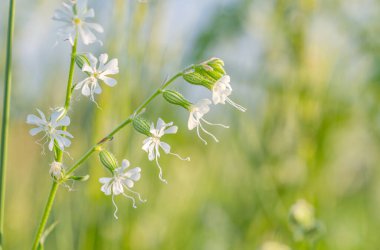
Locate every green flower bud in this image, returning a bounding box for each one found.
[68,175,90,182]
[132,117,151,136]
[162,90,192,110]
[99,150,118,172]
[75,54,90,70]
[182,68,215,89]
[182,57,226,89]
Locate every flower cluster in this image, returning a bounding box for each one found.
[27,0,245,220]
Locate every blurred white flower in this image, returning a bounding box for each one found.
[75,53,119,102]
[260,241,291,250]
[142,118,189,183]
[212,75,246,112]
[99,159,145,219]
[188,99,229,145]
[26,109,73,151]
[53,0,103,45]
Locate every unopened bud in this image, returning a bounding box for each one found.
[162,90,192,110]
[99,150,118,172]
[132,117,151,136]
[182,57,227,89]
[50,161,64,180]
[75,54,90,70]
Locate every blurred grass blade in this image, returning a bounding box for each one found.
[0,0,15,248]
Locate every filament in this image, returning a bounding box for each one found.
[155,157,168,184]
[201,118,229,128]
[226,97,246,112]
[125,186,147,203]
[196,125,208,145]
[122,192,137,209]
[169,152,190,161]
[199,122,219,143]
[111,195,119,219]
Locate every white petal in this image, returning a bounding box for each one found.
[101,59,119,75]
[99,53,108,65]
[159,142,171,154]
[122,159,130,169]
[112,181,124,195]
[99,177,112,184]
[124,179,134,188]
[55,116,70,127]
[86,22,104,33]
[26,114,44,125]
[99,75,117,87]
[164,126,178,134]
[188,113,198,130]
[29,127,43,136]
[82,83,91,96]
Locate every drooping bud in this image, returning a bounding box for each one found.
[182,57,226,89]
[132,117,151,136]
[99,149,118,172]
[75,53,90,70]
[68,175,90,182]
[162,90,192,110]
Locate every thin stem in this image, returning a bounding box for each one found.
[33,71,182,248]
[65,72,183,175]
[32,35,78,249]
[57,36,78,162]
[0,0,15,248]
[31,182,59,250]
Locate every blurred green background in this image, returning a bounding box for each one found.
[1,0,380,249]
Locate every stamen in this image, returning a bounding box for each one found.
[111,195,119,219]
[122,193,137,208]
[196,125,208,145]
[155,156,168,184]
[199,122,219,143]
[226,98,247,112]
[201,118,229,128]
[125,186,147,203]
[169,152,190,161]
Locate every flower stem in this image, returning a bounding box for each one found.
[32,35,78,249]
[0,0,15,248]
[65,72,183,175]
[32,71,182,248]
[31,182,59,250]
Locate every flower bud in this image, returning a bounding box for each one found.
[182,57,226,89]
[132,117,151,136]
[75,54,90,70]
[162,90,192,110]
[182,68,215,89]
[99,149,118,172]
[50,161,64,180]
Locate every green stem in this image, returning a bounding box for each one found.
[0,0,15,248]
[31,182,59,250]
[33,70,182,249]
[65,72,183,175]
[32,35,78,249]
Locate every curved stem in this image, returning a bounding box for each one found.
[0,0,15,248]
[31,182,59,250]
[65,72,183,175]
[32,71,182,249]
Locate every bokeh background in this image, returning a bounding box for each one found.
[1,0,380,249]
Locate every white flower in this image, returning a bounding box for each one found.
[53,0,103,45]
[26,109,73,151]
[99,159,145,219]
[50,161,64,180]
[212,75,246,112]
[188,99,229,145]
[142,118,189,183]
[75,53,119,101]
